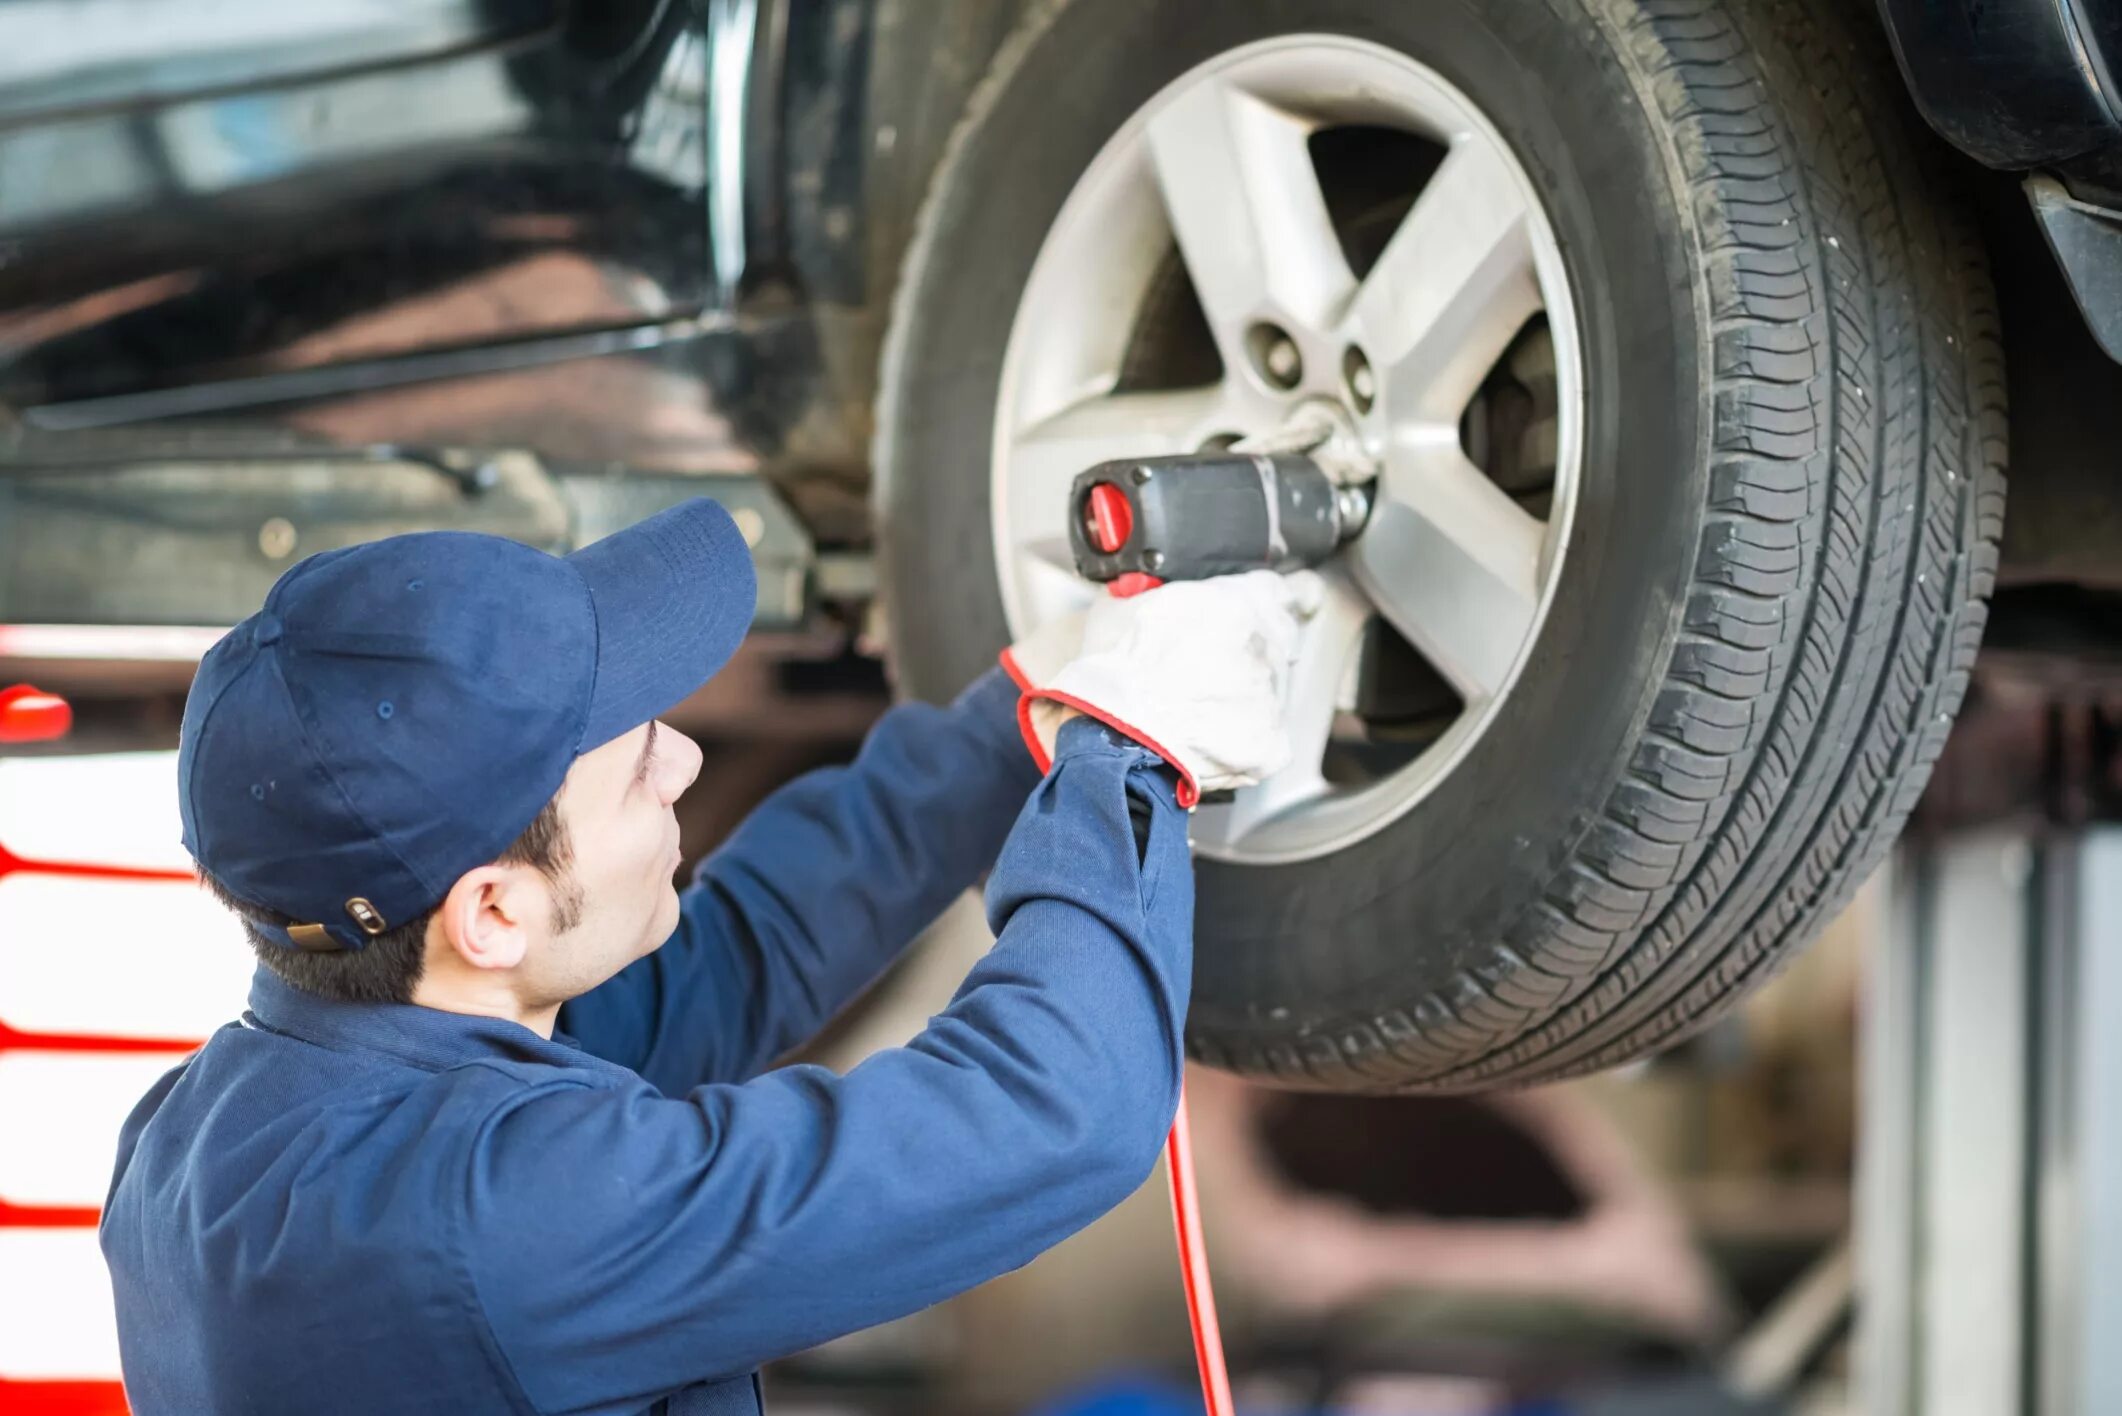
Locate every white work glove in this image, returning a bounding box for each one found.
[998,605,1087,693]
[1011,570,1323,806]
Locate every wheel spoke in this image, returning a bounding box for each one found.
[1002,386,1230,567]
[1346,443,1544,702]
[1190,571,1369,849]
[1345,137,1541,421]
[1146,78,1355,346]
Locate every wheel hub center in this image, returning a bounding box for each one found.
[1242,396,1377,487]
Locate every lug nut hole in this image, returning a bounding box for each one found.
[1343,345,1376,413]
[1248,324,1304,391]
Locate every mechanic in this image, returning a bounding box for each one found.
[98,498,1317,1416]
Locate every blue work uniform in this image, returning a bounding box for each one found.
[99,670,1195,1415]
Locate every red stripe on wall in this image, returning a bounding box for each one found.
[0,1198,101,1229]
[0,842,194,886]
[0,1379,130,1416]
[0,1022,199,1058]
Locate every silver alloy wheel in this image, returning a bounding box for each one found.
[991,36,1584,865]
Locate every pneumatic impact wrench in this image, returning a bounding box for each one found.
[1066,448,1373,593]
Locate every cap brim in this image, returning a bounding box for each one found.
[568,498,757,751]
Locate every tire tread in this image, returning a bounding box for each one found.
[1237,0,2006,1089]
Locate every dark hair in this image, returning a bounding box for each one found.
[199,794,579,1005]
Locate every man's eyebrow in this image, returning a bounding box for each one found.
[631,721,658,789]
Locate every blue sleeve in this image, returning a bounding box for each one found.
[458,722,1193,1410]
[557,666,1042,1092]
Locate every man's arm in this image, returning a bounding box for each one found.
[557,666,1040,1092]
[459,723,1192,1412]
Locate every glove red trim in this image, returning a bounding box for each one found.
[1014,688,1201,809]
[998,645,1034,694]
[1012,690,1052,771]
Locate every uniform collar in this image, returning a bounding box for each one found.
[243,964,618,1076]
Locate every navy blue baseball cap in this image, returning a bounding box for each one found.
[177,498,756,953]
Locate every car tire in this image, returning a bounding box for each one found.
[875,0,2006,1089]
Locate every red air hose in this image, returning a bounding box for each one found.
[1002,601,1231,1411]
[1165,1082,1234,1416]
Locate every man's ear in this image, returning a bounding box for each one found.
[434,865,536,972]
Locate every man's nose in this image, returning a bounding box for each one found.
[662,729,704,802]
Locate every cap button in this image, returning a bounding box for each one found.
[254,613,283,647]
